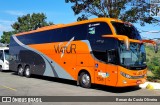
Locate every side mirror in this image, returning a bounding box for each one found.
[124,38,130,50]
[142,40,158,53]
[102,35,130,50]
[154,44,158,53]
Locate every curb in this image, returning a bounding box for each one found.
[139,82,160,89]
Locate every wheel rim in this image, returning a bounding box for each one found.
[18,67,23,75]
[25,68,30,76]
[82,74,90,85]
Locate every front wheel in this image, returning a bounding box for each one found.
[24,66,31,78]
[79,72,91,88]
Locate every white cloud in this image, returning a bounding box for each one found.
[0,19,14,36]
[0,24,12,37]
[146,30,160,33]
[0,19,14,25]
[0,24,12,32]
[5,10,25,16]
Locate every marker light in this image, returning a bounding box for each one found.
[120,71,131,79]
[120,71,145,79]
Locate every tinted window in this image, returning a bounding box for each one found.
[17,22,112,45]
[92,38,119,63]
[0,50,4,61]
[85,22,118,63]
[111,22,142,40]
[18,29,64,45]
[4,50,9,60]
[63,24,87,41]
[17,24,88,45]
[87,22,112,44]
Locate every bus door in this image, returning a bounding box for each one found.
[94,49,118,86]
[94,63,118,86]
[105,64,118,86]
[94,61,106,85]
[105,49,118,86]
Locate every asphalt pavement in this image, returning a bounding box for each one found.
[0,71,160,105]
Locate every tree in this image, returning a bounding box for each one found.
[0,31,15,44]
[66,0,159,25]
[12,13,53,33]
[0,13,53,43]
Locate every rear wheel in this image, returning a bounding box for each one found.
[24,66,31,78]
[18,66,24,76]
[79,72,91,88]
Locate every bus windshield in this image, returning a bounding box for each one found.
[111,22,142,40]
[4,50,9,61]
[119,42,146,69]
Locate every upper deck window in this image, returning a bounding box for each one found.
[111,22,142,40]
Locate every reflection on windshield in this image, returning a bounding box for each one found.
[119,42,146,67]
[4,50,9,61]
[112,22,142,40]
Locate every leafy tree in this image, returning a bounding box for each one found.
[66,0,159,25]
[0,13,53,43]
[0,31,15,44]
[12,13,53,33]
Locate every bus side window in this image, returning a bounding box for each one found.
[107,50,117,64]
[9,55,14,61]
[0,50,4,62]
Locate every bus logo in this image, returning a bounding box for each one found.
[54,37,76,58]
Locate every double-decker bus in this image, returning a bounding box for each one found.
[9,18,158,88]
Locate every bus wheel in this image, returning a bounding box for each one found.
[18,66,24,76]
[24,66,31,78]
[0,65,3,72]
[79,72,91,88]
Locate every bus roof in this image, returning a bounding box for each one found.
[15,18,123,36]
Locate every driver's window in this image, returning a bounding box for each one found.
[120,51,132,65]
[0,50,4,62]
[107,50,117,64]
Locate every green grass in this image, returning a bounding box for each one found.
[147,71,154,77]
[145,45,160,83]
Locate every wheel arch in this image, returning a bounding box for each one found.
[24,64,30,69]
[17,64,23,69]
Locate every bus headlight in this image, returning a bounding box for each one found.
[120,71,131,79]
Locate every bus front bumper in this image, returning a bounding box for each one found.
[116,76,146,87]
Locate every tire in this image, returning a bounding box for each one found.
[0,65,3,72]
[24,66,31,78]
[79,72,91,88]
[18,66,24,76]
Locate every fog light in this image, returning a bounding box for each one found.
[136,80,142,84]
[123,80,127,84]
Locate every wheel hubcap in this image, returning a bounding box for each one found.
[26,68,30,76]
[19,68,23,73]
[82,74,90,85]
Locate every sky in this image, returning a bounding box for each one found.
[0,0,160,39]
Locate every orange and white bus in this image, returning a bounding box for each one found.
[9,18,158,88]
